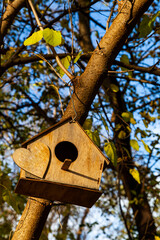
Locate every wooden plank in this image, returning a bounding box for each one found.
[12,142,50,178]
[61,159,72,170]
[22,118,72,148]
[15,176,102,208]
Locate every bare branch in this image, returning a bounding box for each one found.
[115,60,160,76]
[106,0,117,30]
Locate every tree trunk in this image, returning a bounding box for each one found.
[103,76,156,239]
[12,198,52,240]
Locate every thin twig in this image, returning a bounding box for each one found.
[108,69,134,74]
[32,52,68,85]
[0,69,21,88]
[106,0,117,30]
[98,92,114,130]
[115,75,160,86]
[68,0,74,74]
[28,0,43,30]
[50,83,64,116]
[26,0,35,30]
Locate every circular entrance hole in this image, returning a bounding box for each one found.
[55,141,78,162]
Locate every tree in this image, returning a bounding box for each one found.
[0,0,160,239]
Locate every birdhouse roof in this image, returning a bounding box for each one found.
[22,118,109,164]
[22,118,70,147]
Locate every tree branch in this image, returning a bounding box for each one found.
[20,88,55,125]
[0,0,26,42]
[115,60,160,76]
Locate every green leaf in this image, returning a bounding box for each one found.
[2,188,20,213]
[130,139,139,151]
[141,140,151,153]
[74,50,83,64]
[24,30,43,46]
[120,54,132,76]
[110,84,119,92]
[138,15,152,38]
[129,168,140,184]
[83,119,92,130]
[43,28,63,47]
[104,142,117,167]
[85,130,100,147]
[57,56,71,77]
[148,11,160,27]
[120,54,129,64]
[92,131,100,147]
[101,116,109,131]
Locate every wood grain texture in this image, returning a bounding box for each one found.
[61,159,72,170]
[15,173,102,208]
[26,121,106,190]
[12,142,50,178]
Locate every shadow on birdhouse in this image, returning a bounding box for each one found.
[13,118,109,208]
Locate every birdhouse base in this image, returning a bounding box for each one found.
[15,171,102,208]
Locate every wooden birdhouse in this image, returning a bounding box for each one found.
[13,118,109,208]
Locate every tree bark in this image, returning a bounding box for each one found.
[10,0,155,239]
[12,198,52,240]
[78,0,94,52]
[0,0,26,43]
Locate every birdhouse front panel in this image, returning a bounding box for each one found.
[26,121,105,190]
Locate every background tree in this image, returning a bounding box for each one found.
[0,0,160,239]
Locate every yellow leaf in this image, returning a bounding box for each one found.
[130,139,139,151]
[57,56,71,77]
[104,142,117,167]
[129,168,141,184]
[118,130,126,139]
[155,236,160,240]
[24,30,43,46]
[130,118,136,124]
[110,84,119,92]
[74,50,83,63]
[121,112,132,122]
[141,140,151,153]
[43,28,63,47]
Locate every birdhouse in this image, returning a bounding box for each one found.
[13,118,109,208]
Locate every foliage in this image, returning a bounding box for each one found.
[129,168,141,184]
